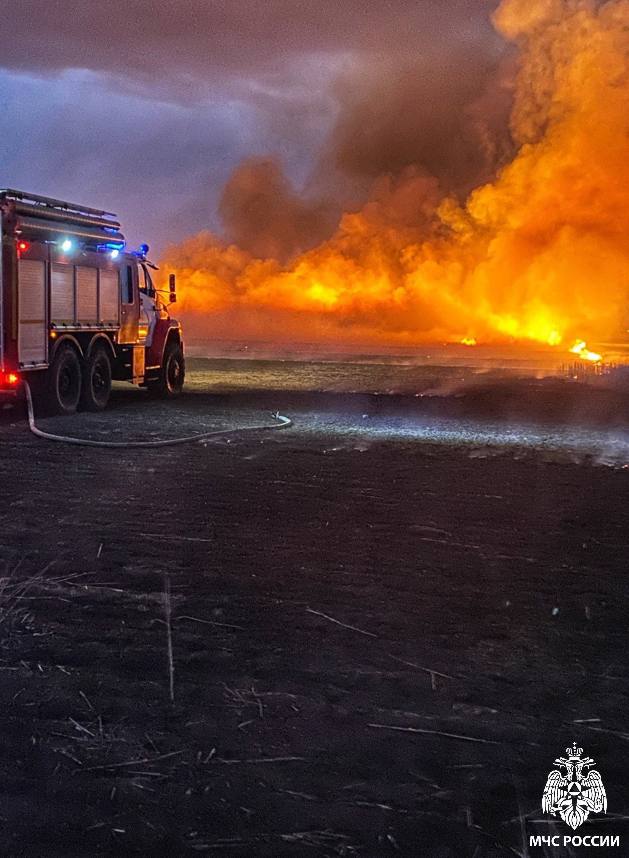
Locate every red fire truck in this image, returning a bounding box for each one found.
[0,189,184,413]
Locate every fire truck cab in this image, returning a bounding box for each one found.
[0,189,184,413]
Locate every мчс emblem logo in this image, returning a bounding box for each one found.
[542,743,607,830]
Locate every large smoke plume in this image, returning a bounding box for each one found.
[161,0,629,349]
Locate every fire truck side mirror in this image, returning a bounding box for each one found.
[168,273,177,304]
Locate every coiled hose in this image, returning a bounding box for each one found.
[22,381,292,448]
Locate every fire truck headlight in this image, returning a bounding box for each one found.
[60,238,73,253]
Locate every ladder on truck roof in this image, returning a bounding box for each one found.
[0,188,118,218]
[0,188,125,247]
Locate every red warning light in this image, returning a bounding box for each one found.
[17,240,30,255]
[0,371,19,387]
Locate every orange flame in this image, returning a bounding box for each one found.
[569,340,602,363]
[162,0,629,351]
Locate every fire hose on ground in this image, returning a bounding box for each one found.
[22,381,292,448]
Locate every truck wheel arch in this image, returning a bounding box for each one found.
[161,329,182,364]
[148,334,185,398]
[49,334,83,362]
[85,334,116,363]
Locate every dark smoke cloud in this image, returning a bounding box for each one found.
[219,159,335,262]
[326,49,516,199]
[225,37,515,261]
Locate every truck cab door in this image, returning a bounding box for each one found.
[118,262,139,344]
[138,263,160,346]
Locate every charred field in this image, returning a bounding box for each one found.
[0,357,629,856]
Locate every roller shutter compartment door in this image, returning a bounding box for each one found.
[18,259,47,366]
[76,266,98,323]
[99,269,119,325]
[50,262,74,324]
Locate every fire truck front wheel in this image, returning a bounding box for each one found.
[149,341,185,398]
[81,346,112,412]
[46,344,83,415]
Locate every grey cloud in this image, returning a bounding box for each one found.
[0,1,500,95]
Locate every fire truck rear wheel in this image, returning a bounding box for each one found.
[81,346,112,412]
[47,344,82,415]
[149,342,185,398]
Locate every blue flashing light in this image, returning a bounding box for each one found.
[131,243,150,259]
[96,241,126,255]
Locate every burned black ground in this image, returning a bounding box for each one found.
[0,365,628,857]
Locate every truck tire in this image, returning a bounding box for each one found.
[149,341,185,398]
[46,344,82,415]
[81,346,112,412]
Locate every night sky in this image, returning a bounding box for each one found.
[0,1,504,254]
